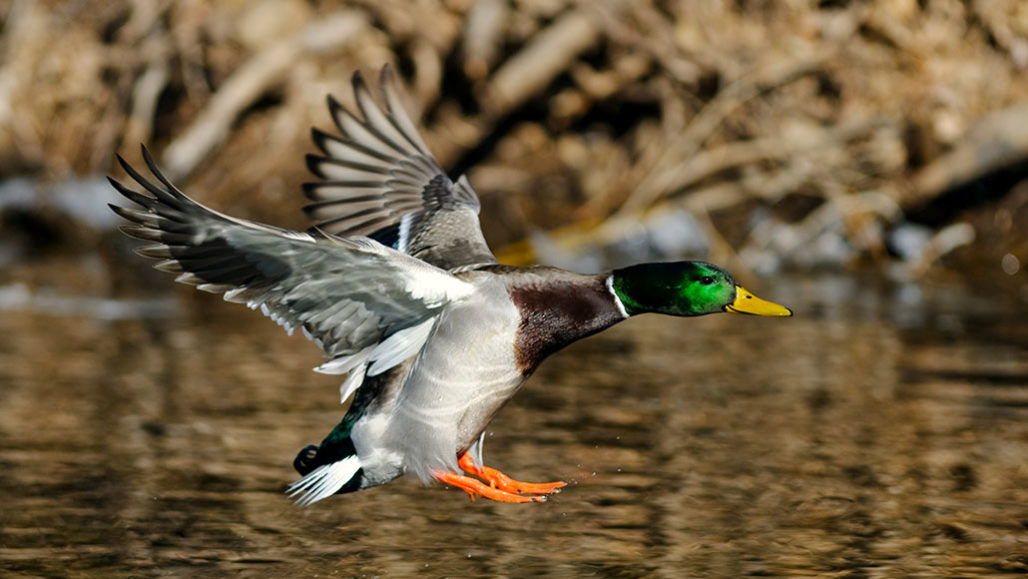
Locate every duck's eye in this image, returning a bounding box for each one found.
[700,276,716,285]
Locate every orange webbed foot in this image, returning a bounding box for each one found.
[457,453,566,497]
[432,453,567,503]
[433,470,546,503]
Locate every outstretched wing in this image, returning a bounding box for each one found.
[303,66,497,272]
[109,147,473,388]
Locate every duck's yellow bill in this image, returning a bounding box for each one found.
[725,285,793,317]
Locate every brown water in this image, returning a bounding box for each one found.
[1,271,1026,578]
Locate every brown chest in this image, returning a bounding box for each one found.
[509,277,624,375]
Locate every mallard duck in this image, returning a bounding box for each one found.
[109,66,791,505]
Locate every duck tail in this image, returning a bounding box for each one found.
[287,456,361,506]
[287,453,363,506]
[286,434,363,506]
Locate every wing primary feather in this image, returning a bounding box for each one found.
[326,94,403,157]
[351,70,420,157]
[379,64,433,155]
[302,67,497,270]
[310,213,397,237]
[311,126,393,165]
[140,145,189,201]
[115,154,169,201]
[306,154,390,180]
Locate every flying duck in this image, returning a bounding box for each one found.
[109,66,792,505]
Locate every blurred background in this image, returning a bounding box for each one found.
[2,0,1026,283]
[1,1,1027,577]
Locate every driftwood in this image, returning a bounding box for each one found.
[905,103,1028,215]
[484,6,607,117]
[161,11,369,181]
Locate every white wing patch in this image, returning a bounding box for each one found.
[338,360,368,403]
[314,348,372,375]
[367,317,436,376]
[403,272,473,307]
[314,315,438,403]
[287,456,362,506]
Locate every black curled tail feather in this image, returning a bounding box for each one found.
[293,445,320,476]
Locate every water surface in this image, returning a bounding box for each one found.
[1,272,1026,577]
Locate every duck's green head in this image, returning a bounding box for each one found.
[610,261,792,317]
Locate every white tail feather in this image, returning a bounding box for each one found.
[287,456,362,506]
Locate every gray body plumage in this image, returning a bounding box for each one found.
[352,270,524,485]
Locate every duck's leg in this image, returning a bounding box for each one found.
[456,452,566,496]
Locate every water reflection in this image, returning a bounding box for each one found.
[1,273,1026,577]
